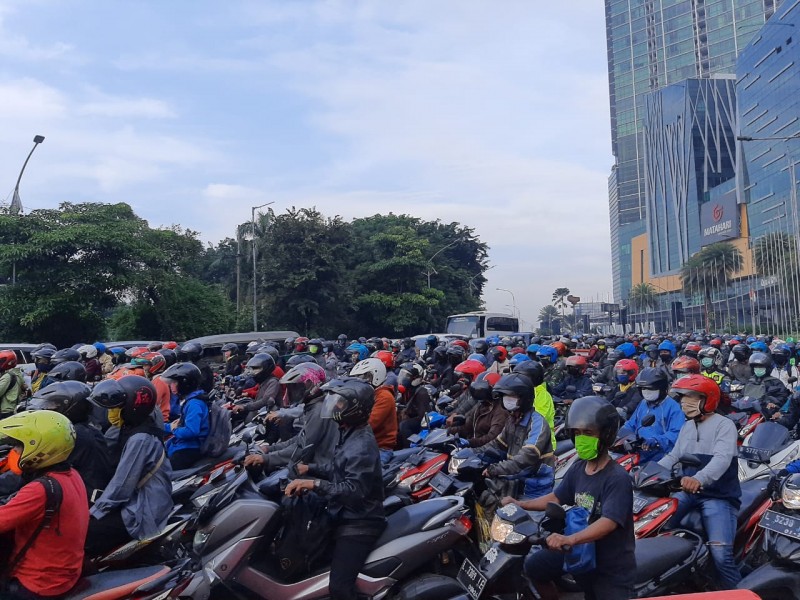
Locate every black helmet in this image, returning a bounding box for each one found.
[402,338,414,349]
[492,373,534,413]
[32,347,56,371]
[48,361,87,383]
[605,349,623,364]
[221,342,239,354]
[258,344,280,361]
[161,362,203,396]
[116,375,158,427]
[749,352,773,370]
[245,353,276,383]
[89,379,127,409]
[177,341,203,363]
[566,395,619,450]
[158,348,177,368]
[432,346,447,362]
[51,348,80,365]
[284,337,296,352]
[426,335,439,347]
[29,381,93,423]
[321,378,375,426]
[147,341,163,351]
[635,367,669,396]
[446,345,465,365]
[469,372,499,402]
[286,354,315,367]
[512,360,545,387]
[337,334,348,343]
[472,339,489,355]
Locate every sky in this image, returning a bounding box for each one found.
[0,0,614,330]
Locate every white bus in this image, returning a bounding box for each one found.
[445,311,519,339]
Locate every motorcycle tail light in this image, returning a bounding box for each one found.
[634,498,677,538]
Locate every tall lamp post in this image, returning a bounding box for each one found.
[496,287,518,321]
[425,240,458,330]
[10,135,45,284]
[251,201,274,331]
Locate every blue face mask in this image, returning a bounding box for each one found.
[616,374,630,384]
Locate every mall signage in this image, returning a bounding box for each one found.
[700,191,739,245]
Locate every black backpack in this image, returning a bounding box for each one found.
[271,493,331,580]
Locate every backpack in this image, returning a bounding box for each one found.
[200,399,232,458]
[272,493,332,580]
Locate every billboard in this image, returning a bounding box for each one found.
[700,190,739,245]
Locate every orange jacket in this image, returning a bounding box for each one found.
[152,376,172,422]
[369,385,398,450]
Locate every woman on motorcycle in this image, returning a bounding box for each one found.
[448,372,506,447]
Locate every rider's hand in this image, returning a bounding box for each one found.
[643,438,658,450]
[266,412,281,423]
[482,468,494,478]
[243,454,265,469]
[680,476,702,494]
[170,419,180,432]
[772,412,783,421]
[766,403,778,411]
[231,405,245,414]
[545,533,573,552]
[445,414,459,427]
[285,479,315,497]
[296,463,309,476]
[500,496,518,507]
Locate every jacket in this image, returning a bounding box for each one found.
[152,376,172,422]
[745,375,790,419]
[728,361,752,384]
[0,367,24,414]
[544,363,566,391]
[452,400,507,447]
[551,374,592,401]
[165,390,210,455]
[400,347,417,363]
[99,353,114,375]
[0,468,89,596]
[606,382,642,420]
[242,376,280,415]
[621,396,685,462]
[71,422,114,500]
[309,425,385,534]
[534,383,557,451]
[369,385,398,450]
[92,430,173,539]
[476,409,555,500]
[265,397,339,471]
[83,358,102,381]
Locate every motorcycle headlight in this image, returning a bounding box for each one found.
[782,487,800,510]
[193,526,215,553]
[490,515,526,544]
[449,457,466,475]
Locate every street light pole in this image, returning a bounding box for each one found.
[425,240,458,330]
[251,202,274,331]
[10,135,45,285]
[496,287,518,321]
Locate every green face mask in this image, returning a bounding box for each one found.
[754,367,767,378]
[575,434,600,461]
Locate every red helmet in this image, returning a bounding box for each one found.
[0,350,17,371]
[614,359,639,382]
[478,371,502,386]
[375,350,396,370]
[670,374,720,413]
[294,337,310,353]
[509,347,525,356]
[127,346,149,359]
[163,341,179,350]
[727,339,740,347]
[710,338,723,348]
[565,355,588,371]
[684,342,702,355]
[672,355,701,375]
[142,352,167,376]
[491,347,508,362]
[451,339,470,351]
[454,359,487,379]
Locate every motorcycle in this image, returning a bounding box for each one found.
[738,421,800,482]
[388,428,467,502]
[727,397,766,446]
[611,413,657,472]
[65,559,193,600]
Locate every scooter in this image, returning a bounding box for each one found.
[611,413,656,472]
[65,559,193,600]
[738,421,800,482]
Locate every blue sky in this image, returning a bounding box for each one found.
[0,0,614,328]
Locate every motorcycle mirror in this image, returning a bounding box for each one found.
[677,454,702,468]
[545,501,566,521]
[790,377,798,384]
[241,432,253,445]
[641,414,656,427]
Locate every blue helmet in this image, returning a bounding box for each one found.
[750,341,768,353]
[536,346,559,365]
[93,342,107,354]
[746,336,757,344]
[509,353,532,366]
[486,336,501,346]
[657,340,676,358]
[346,343,369,361]
[526,343,541,356]
[467,353,488,367]
[109,347,125,355]
[617,342,637,358]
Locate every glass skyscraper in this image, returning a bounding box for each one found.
[605,0,779,301]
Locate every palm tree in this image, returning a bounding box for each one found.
[629,282,658,332]
[754,231,800,332]
[680,242,743,332]
[538,305,559,334]
[552,287,570,324]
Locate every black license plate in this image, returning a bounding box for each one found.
[633,492,650,514]
[739,445,771,463]
[760,510,800,541]
[429,471,455,495]
[457,557,488,600]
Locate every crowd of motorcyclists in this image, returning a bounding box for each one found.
[0,330,799,598]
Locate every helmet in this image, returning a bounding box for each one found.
[469,371,502,401]
[93,342,107,355]
[245,353,277,383]
[294,337,310,353]
[126,346,149,360]
[446,345,466,365]
[32,347,56,366]
[77,344,98,360]
[398,363,425,389]
[454,359,487,380]
[670,374,720,414]
[731,344,751,362]
[147,341,163,351]
[402,338,415,350]
[426,335,439,347]
[390,340,401,352]
[749,352,773,370]
[671,355,701,376]
[750,341,769,353]
[143,352,167,376]
[451,339,470,352]
[286,354,315,367]
[635,368,669,395]
[158,348,178,369]
[698,346,721,369]
[0,410,75,471]
[490,346,509,362]
[346,343,369,362]
[683,343,702,358]
[284,337,296,351]
[493,373,535,412]
[657,340,676,359]
[161,362,203,396]
[614,359,639,382]
[375,350,396,370]
[550,342,567,357]
[221,342,239,356]
[565,396,619,449]
[280,363,327,404]
[0,350,17,371]
[772,345,790,365]
[710,338,723,348]
[47,361,87,383]
[467,353,488,367]
[617,342,637,358]
[536,346,558,366]
[321,378,375,426]
[565,355,588,375]
[258,344,280,361]
[28,381,93,424]
[162,341,178,350]
[52,348,80,365]
[350,358,387,387]
[91,375,158,427]
[472,340,489,355]
[512,360,545,387]
[509,353,532,367]
[178,342,203,363]
[338,334,349,344]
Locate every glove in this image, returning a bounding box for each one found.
[448,383,464,396]
[616,407,627,419]
[644,438,658,449]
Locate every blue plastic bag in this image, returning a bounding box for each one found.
[562,506,596,575]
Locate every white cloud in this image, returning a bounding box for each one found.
[78,96,176,119]
[0,79,67,119]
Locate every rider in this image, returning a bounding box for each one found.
[288,378,386,600]
[477,373,555,500]
[29,345,56,393]
[350,358,397,463]
[620,368,684,462]
[0,349,25,419]
[221,342,243,377]
[399,338,417,363]
[232,353,281,421]
[536,345,563,390]
[448,372,506,447]
[512,395,636,600]
[487,346,510,375]
[444,359,487,423]
[0,411,89,599]
[605,358,642,420]
[550,355,592,403]
[422,334,439,362]
[86,376,172,557]
[770,344,800,390]
[161,363,211,469]
[77,344,102,382]
[95,342,114,375]
[513,360,557,450]
[728,344,753,384]
[748,352,790,420]
[177,341,214,393]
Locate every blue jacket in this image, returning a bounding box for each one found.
[165,390,210,455]
[551,374,592,400]
[622,396,685,462]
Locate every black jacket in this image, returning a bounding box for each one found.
[265,398,338,471]
[605,383,643,420]
[71,422,114,499]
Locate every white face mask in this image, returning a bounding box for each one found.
[502,396,519,411]
[641,389,660,402]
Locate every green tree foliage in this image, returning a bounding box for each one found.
[680,242,743,331]
[538,305,559,335]
[629,283,659,331]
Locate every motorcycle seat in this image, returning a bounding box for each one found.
[65,565,170,600]
[374,497,460,547]
[634,535,696,585]
[555,439,574,456]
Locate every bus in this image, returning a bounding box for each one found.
[445,311,519,339]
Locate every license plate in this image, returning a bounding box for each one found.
[633,493,650,514]
[760,510,800,541]
[739,445,771,463]
[429,471,454,495]
[457,557,488,600]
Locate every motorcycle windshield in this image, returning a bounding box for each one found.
[740,382,767,406]
[746,421,791,455]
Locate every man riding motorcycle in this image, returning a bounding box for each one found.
[448,372,507,447]
[550,355,592,403]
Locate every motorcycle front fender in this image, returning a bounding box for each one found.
[738,562,800,599]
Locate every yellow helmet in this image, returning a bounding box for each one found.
[0,410,75,471]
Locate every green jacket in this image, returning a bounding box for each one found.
[534,383,557,451]
[0,368,24,414]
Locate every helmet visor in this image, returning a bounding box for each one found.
[286,382,306,405]
[321,392,346,420]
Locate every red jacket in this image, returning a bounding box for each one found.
[369,385,398,450]
[0,468,89,595]
[153,375,172,422]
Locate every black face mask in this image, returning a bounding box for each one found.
[774,356,787,366]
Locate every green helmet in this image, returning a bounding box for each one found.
[0,410,75,471]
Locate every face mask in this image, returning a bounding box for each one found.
[774,356,787,366]
[616,374,629,384]
[567,367,581,378]
[680,396,703,419]
[502,396,520,411]
[659,353,671,362]
[308,345,319,354]
[754,367,767,378]
[642,389,661,402]
[108,407,123,428]
[575,434,599,461]
[675,372,689,380]
[701,357,714,368]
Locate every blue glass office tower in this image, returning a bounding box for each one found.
[605,0,779,301]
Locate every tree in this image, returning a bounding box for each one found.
[680,242,743,332]
[538,305,559,335]
[754,232,800,332]
[629,283,658,332]
[552,287,570,323]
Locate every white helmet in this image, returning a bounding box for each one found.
[77,344,98,360]
[350,358,387,387]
